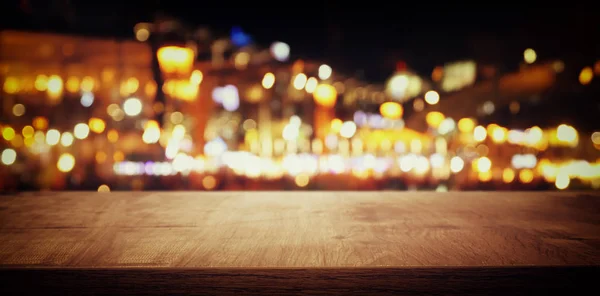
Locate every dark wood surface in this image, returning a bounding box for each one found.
[0,191,599,294]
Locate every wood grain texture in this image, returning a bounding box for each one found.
[1,191,599,268]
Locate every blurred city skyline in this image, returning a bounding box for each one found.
[0,1,599,192]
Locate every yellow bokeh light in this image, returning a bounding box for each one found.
[261,72,275,89]
[34,75,48,91]
[57,153,76,173]
[380,102,403,119]
[295,173,310,187]
[519,169,534,183]
[476,157,492,173]
[21,126,34,138]
[88,118,106,134]
[66,76,80,93]
[98,184,111,192]
[425,111,445,128]
[95,151,107,163]
[157,46,195,75]
[457,118,476,133]
[113,151,125,162]
[107,129,119,143]
[330,118,343,133]
[47,75,63,95]
[190,70,203,85]
[579,67,593,85]
[313,84,337,108]
[2,127,16,141]
[523,48,537,64]
[3,77,20,94]
[502,168,515,183]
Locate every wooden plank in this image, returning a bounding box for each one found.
[0,191,598,294]
[0,191,599,267]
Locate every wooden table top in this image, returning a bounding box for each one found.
[1,191,599,268]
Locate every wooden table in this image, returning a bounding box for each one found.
[1,191,599,295]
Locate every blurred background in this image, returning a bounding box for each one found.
[0,1,599,191]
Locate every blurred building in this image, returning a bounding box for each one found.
[1,30,599,191]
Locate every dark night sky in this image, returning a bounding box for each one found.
[1,0,599,82]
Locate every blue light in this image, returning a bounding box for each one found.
[231,26,251,47]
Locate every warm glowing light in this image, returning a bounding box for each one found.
[202,175,217,190]
[142,120,161,144]
[32,117,48,130]
[88,118,106,133]
[556,124,577,144]
[458,118,476,133]
[450,156,464,173]
[579,67,593,85]
[57,153,75,172]
[1,148,17,165]
[262,72,275,89]
[519,169,534,183]
[61,132,74,147]
[47,75,63,97]
[3,77,19,94]
[318,64,332,80]
[339,121,357,139]
[107,129,119,143]
[380,102,403,119]
[555,172,570,190]
[476,157,492,173]
[12,104,25,116]
[34,75,48,91]
[490,126,507,144]
[134,23,151,42]
[81,76,95,92]
[73,123,90,139]
[234,52,250,70]
[45,129,60,146]
[432,66,444,82]
[98,184,111,192]
[295,174,310,187]
[424,90,440,105]
[425,111,445,128]
[2,127,15,141]
[523,48,537,64]
[502,168,515,183]
[123,97,143,116]
[190,70,203,85]
[313,84,337,108]
[157,46,195,75]
[473,125,487,142]
[21,126,34,138]
[330,119,343,133]
[413,98,424,112]
[293,73,307,90]
[305,77,318,93]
